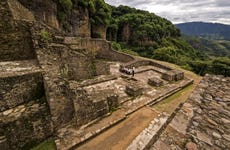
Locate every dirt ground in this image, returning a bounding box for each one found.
[76,107,158,150]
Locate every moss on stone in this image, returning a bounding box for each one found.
[31,140,56,150]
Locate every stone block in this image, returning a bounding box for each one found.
[172,70,184,81]
[125,83,143,97]
[161,70,176,81]
[148,77,163,87]
[0,73,44,112]
[161,70,184,81]
[107,94,119,111]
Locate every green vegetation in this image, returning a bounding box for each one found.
[183,35,230,58]
[31,140,56,150]
[176,22,230,40]
[57,0,111,33]
[40,29,51,43]
[105,5,230,77]
[153,85,193,113]
[55,1,230,77]
[111,42,139,56]
[107,5,180,45]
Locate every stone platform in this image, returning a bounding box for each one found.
[55,63,193,150]
[151,75,230,150]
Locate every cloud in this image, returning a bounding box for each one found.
[105,0,230,25]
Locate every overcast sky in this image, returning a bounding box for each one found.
[105,0,230,25]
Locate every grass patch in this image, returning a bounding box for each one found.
[153,84,193,113]
[31,140,56,150]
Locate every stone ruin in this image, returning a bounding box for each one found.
[151,74,230,150]
[1,0,228,150]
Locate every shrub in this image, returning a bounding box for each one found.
[40,29,51,43]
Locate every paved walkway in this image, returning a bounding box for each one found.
[76,107,158,150]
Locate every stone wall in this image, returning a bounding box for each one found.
[71,88,118,126]
[64,37,135,63]
[32,40,75,129]
[0,73,53,149]
[0,0,36,61]
[185,75,230,149]
[60,51,110,81]
[0,73,44,111]
[7,0,35,22]
[17,0,59,29]
[92,25,107,39]
[124,60,172,71]
[70,7,91,37]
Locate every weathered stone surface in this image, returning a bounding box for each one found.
[0,0,36,61]
[18,0,59,29]
[223,134,230,142]
[161,70,176,81]
[185,142,198,150]
[148,77,163,87]
[107,94,119,111]
[125,82,143,97]
[7,0,35,22]
[0,73,44,112]
[212,132,222,139]
[152,75,230,149]
[172,69,184,81]
[0,100,53,149]
[161,69,184,82]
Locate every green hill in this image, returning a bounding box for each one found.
[106,5,206,68]
[41,1,230,77]
[176,22,230,40]
[182,36,230,58]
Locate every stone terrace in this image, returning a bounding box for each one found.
[55,62,193,150]
[151,74,230,150]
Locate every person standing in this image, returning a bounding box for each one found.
[132,66,135,77]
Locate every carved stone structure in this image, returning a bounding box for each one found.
[148,77,164,87]
[162,70,184,82]
[151,74,230,149]
[125,82,143,97]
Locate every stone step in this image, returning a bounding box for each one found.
[126,113,169,150]
[121,78,193,116]
[64,37,82,45]
[0,60,44,112]
[126,98,186,150]
[0,60,42,78]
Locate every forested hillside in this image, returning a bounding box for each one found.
[106,6,206,67]
[37,0,230,76]
[183,36,230,58]
[176,22,230,40]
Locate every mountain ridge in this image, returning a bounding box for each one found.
[176,22,230,40]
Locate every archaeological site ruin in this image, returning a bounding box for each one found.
[0,0,229,150]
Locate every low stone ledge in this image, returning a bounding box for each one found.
[172,69,184,81]
[161,70,176,81]
[125,83,143,97]
[148,77,163,87]
[162,69,184,82]
[69,75,117,89]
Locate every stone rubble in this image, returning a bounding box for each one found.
[151,74,230,149]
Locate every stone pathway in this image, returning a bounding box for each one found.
[126,112,169,150]
[55,110,126,150]
[151,74,230,149]
[75,107,158,150]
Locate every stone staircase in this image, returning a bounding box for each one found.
[0,60,53,149]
